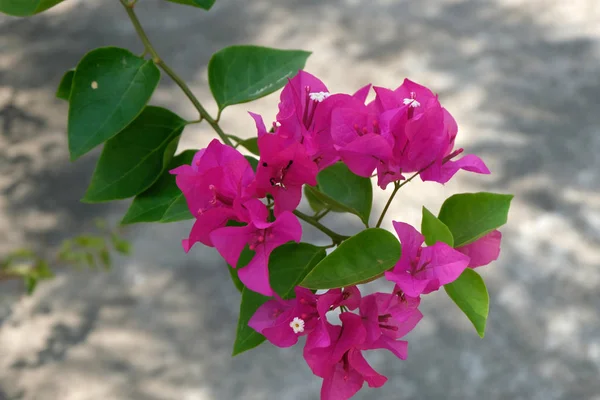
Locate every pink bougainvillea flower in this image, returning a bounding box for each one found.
[385,221,470,297]
[359,291,422,359]
[209,202,302,296]
[372,79,490,188]
[249,287,319,348]
[252,133,318,215]
[170,139,255,250]
[276,70,330,142]
[304,312,387,400]
[456,230,502,268]
[307,286,363,349]
[330,105,393,177]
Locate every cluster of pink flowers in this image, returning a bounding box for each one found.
[172,71,501,399]
[251,222,501,400]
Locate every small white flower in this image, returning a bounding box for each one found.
[403,91,420,108]
[309,91,331,102]
[289,317,305,334]
[91,81,99,90]
[403,98,420,108]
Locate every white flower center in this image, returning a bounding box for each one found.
[403,98,420,108]
[309,91,331,102]
[289,317,305,333]
[403,91,420,108]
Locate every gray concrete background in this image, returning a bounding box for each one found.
[1,0,600,399]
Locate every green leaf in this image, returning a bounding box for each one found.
[68,47,160,160]
[56,69,75,101]
[73,235,106,250]
[161,196,193,223]
[306,163,372,226]
[438,192,513,247]
[0,0,65,16]
[25,276,37,295]
[304,185,327,213]
[239,138,259,156]
[121,150,195,224]
[232,242,325,356]
[444,269,489,337]
[82,107,185,202]
[164,0,215,10]
[111,234,132,255]
[99,248,111,269]
[228,265,244,293]
[301,228,400,289]
[244,155,259,173]
[421,206,454,247]
[233,288,268,356]
[269,243,326,299]
[227,244,253,293]
[208,45,310,111]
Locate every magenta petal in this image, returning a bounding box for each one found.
[321,364,363,400]
[348,348,387,388]
[341,286,361,310]
[358,295,382,343]
[352,84,372,104]
[339,134,393,177]
[392,221,424,260]
[209,224,252,267]
[272,185,303,216]
[421,154,490,184]
[248,112,268,137]
[425,242,471,286]
[385,270,430,298]
[371,336,409,361]
[249,299,299,348]
[393,309,423,338]
[184,208,237,250]
[239,198,269,225]
[237,246,273,296]
[271,211,302,244]
[333,313,367,361]
[458,230,502,268]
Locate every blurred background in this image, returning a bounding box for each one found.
[1,0,600,399]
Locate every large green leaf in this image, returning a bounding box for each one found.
[444,268,489,338]
[56,69,74,101]
[121,150,196,224]
[244,155,259,172]
[208,45,310,111]
[239,138,259,156]
[233,288,269,356]
[305,163,372,226]
[301,228,400,289]
[68,47,160,160]
[270,243,326,299]
[233,243,325,355]
[438,192,513,247]
[161,196,193,223]
[83,107,185,202]
[0,0,64,16]
[421,206,454,247]
[165,0,215,10]
[304,185,327,213]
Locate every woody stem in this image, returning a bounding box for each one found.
[121,0,233,147]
